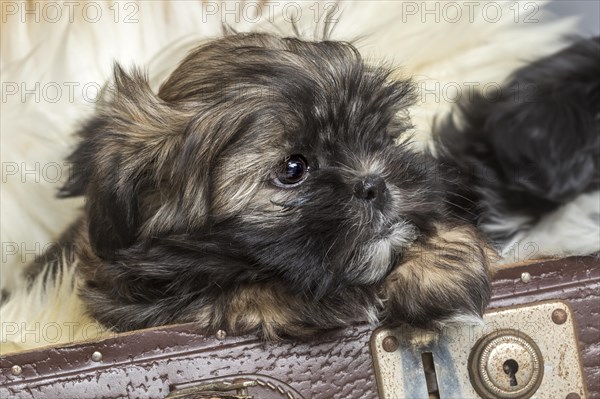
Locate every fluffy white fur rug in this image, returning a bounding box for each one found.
[1,0,597,354]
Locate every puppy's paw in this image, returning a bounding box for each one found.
[206,284,314,341]
[379,223,497,330]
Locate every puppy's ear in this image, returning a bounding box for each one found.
[380,223,497,329]
[60,65,185,259]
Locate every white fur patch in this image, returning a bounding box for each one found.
[440,312,485,327]
[0,256,108,355]
[498,190,600,262]
[354,220,418,284]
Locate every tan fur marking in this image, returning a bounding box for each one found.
[224,284,304,340]
[380,223,497,326]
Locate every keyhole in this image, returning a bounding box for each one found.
[503,359,519,386]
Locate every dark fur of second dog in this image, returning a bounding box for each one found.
[435,36,600,245]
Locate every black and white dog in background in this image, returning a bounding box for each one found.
[437,36,599,254]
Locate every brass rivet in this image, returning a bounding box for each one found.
[91,351,103,362]
[520,272,531,283]
[552,308,568,325]
[216,330,227,340]
[566,393,581,399]
[382,336,399,352]
[10,365,22,376]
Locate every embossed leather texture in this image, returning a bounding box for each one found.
[1,256,598,398]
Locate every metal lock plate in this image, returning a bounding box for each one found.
[371,301,587,398]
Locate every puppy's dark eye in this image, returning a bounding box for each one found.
[274,155,309,187]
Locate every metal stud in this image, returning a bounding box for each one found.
[216,330,227,340]
[520,272,531,283]
[10,365,22,376]
[382,336,399,353]
[552,308,568,325]
[91,351,103,362]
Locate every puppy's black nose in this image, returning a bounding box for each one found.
[354,175,387,205]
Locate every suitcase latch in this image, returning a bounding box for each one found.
[166,378,256,399]
[371,300,588,398]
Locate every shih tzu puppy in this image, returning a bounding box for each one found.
[20,26,600,342]
[21,26,600,342]
[19,31,600,341]
[22,32,495,339]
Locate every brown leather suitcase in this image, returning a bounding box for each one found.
[1,256,598,398]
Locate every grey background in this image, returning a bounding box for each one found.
[547,0,600,36]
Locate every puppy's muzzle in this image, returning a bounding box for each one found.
[354,175,387,210]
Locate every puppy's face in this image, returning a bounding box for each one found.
[167,34,448,294]
[64,33,446,300]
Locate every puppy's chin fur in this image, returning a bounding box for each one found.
[24,32,495,339]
